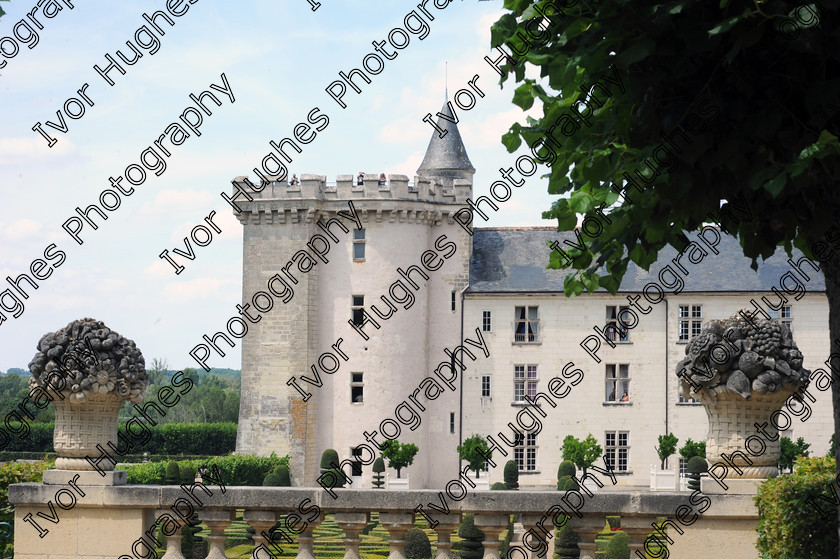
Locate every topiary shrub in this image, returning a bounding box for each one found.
[604,530,630,559]
[504,460,519,490]
[557,475,579,492]
[405,527,432,559]
[263,472,282,486]
[499,515,514,558]
[165,460,180,485]
[180,464,196,485]
[557,460,576,479]
[320,449,340,472]
[756,455,839,558]
[554,520,579,559]
[458,514,485,559]
[687,456,707,492]
[274,464,291,486]
[372,457,386,489]
[491,482,507,490]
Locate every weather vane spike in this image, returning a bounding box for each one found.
[445,61,448,99]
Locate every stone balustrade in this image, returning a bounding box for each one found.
[9,485,762,559]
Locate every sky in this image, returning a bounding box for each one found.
[0,0,556,371]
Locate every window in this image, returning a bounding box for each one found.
[514,365,538,402]
[605,306,631,342]
[450,412,455,434]
[351,373,364,403]
[481,375,491,398]
[605,431,630,472]
[353,229,365,261]
[514,306,539,342]
[482,310,492,332]
[451,291,456,312]
[351,296,365,326]
[350,447,364,476]
[769,306,793,332]
[605,364,630,402]
[513,432,537,471]
[679,458,687,478]
[678,305,702,341]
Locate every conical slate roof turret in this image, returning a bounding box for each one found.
[417,99,475,184]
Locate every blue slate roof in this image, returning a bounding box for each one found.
[467,227,826,293]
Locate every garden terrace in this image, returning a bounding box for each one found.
[9,486,761,558]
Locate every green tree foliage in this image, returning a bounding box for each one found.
[687,456,707,491]
[491,481,508,490]
[0,0,8,19]
[120,453,288,486]
[118,365,240,424]
[830,434,836,458]
[458,434,492,478]
[503,459,519,489]
[405,527,433,559]
[380,440,419,478]
[562,434,602,476]
[756,455,838,557]
[491,0,840,527]
[779,436,811,473]
[656,433,679,469]
[679,438,706,461]
[274,464,291,486]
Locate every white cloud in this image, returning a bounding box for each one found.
[1,219,42,241]
[139,189,214,215]
[0,137,76,164]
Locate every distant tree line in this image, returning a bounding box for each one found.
[1,358,241,424]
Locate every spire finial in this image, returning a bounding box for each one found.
[445,61,448,99]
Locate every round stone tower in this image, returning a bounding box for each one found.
[234,103,475,488]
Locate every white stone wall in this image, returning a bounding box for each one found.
[461,291,831,488]
[236,176,472,488]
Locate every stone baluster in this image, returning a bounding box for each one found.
[573,515,609,559]
[334,512,369,559]
[520,514,551,559]
[296,512,325,559]
[619,516,660,557]
[202,510,235,559]
[428,514,461,559]
[380,512,415,559]
[474,513,510,559]
[156,509,186,559]
[244,510,279,559]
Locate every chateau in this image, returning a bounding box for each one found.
[233,102,832,490]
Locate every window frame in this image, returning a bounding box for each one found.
[353,229,366,261]
[350,372,364,404]
[604,364,631,403]
[351,295,365,326]
[481,375,491,398]
[678,305,703,342]
[512,431,538,472]
[605,305,631,343]
[482,310,492,332]
[514,306,540,343]
[514,364,538,403]
[604,430,630,472]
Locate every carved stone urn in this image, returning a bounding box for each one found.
[676,311,810,480]
[28,318,148,470]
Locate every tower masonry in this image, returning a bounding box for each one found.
[235,101,476,487]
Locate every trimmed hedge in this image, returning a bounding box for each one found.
[755,455,839,558]
[119,453,289,486]
[0,422,237,455]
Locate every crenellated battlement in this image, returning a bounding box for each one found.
[230,173,473,206]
